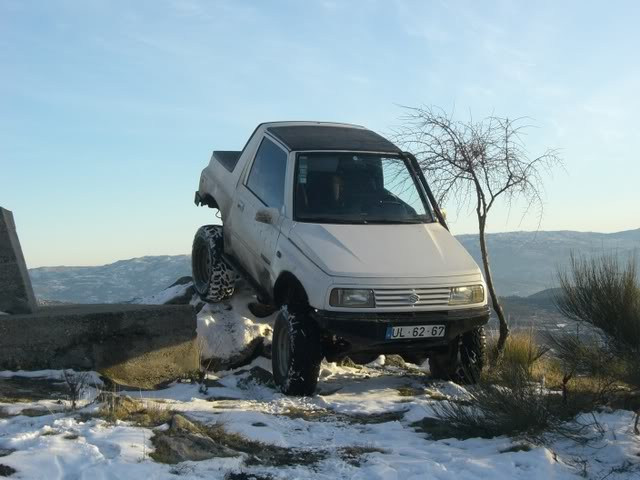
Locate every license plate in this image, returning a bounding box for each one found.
[385,325,445,340]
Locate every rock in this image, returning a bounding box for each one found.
[170,414,202,434]
[201,378,225,389]
[169,276,193,287]
[236,366,274,389]
[151,414,238,464]
[193,301,206,314]
[385,355,407,368]
[164,285,195,305]
[97,392,144,415]
[205,337,265,372]
[163,277,196,305]
[0,448,15,458]
[152,431,237,464]
[0,464,17,477]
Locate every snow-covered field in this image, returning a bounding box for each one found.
[1,360,639,480]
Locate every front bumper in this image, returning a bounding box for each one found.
[311,305,490,356]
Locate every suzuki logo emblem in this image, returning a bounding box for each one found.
[408,292,420,304]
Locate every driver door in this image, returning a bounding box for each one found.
[229,136,288,281]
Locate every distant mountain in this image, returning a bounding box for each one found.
[28,229,639,304]
[457,229,640,297]
[29,255,190,304]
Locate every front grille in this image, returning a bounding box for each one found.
[373,287,450,308]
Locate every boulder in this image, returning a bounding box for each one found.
[151,414,238,464]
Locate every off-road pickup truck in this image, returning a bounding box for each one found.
[192,121,490,395]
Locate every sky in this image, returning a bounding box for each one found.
[1,0,639,267]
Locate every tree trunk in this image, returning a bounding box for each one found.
[478,216,510,353]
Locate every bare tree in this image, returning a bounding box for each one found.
[395,106,562,353]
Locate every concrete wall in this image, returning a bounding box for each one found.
[0,304,199,389]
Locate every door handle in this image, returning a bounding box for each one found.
[237,201,245,212]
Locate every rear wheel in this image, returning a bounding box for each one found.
[191,225,235,302]
[271,288,323,396]
[429,326,486,384]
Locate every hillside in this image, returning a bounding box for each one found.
[29,255,190,304]
[29,229,640,304]
[457,229,640,297]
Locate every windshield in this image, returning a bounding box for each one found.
[294,152,434,224]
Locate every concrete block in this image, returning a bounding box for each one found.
[0,207,37,314]
[0,304,199,389]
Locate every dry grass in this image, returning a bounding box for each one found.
[396,386,425,397]
[338,445,387,466]
[486,330,554,383]
[97,392,172,428]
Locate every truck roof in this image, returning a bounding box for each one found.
[263,121,402,154]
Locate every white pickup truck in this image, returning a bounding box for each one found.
[193,121,489,395]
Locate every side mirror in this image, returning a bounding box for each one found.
[255,207,280,225]
[440,208,448,221]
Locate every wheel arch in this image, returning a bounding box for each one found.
[273,271,308,307]
[196,192,219,209]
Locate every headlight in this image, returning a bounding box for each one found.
[330,288,375,308]
[449,285,484,305]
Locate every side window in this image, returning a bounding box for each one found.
[246,138,287,209]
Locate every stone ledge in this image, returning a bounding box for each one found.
[0,304,199,389]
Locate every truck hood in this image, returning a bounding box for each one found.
[288,222,481,279]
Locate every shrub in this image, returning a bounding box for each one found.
[434,366,556,439]
[431,333,603,442]
[556,253,640,354]
[554,252,640,431]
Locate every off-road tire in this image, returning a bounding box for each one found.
[272,300,323,396]
[429,326,486,384]
[192,225,235,302]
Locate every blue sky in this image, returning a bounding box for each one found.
[1,0,639,267]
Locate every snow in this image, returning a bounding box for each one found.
[196,284,275,360]
[1,359,638,479]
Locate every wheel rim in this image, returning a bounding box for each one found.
[193,240,211,290]
[276,321,291,378]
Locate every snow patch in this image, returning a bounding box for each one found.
[196,283,276,361]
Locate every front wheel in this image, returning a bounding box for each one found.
[272,307,323,396]
[429,326,486,384]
